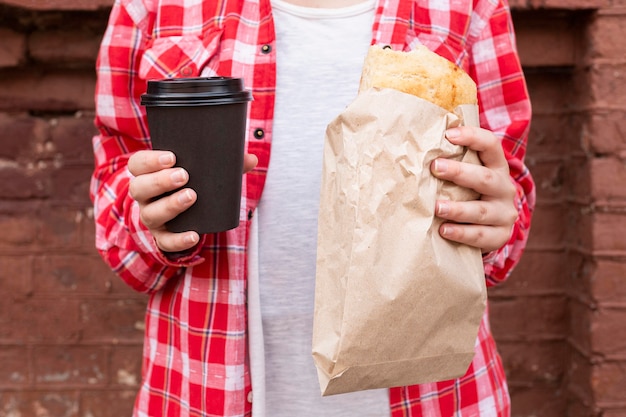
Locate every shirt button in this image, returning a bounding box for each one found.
[180,66,193,77]
[261,44,272,54]
[247,391,253,403]
[253,128,265,140]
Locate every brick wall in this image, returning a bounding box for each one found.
[0,0,625,416]
[0,4,146,416]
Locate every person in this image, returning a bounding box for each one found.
[90,0,535,415]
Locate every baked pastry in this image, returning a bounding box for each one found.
[358,45,477,112]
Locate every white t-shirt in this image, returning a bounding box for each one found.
[248,0,390,416]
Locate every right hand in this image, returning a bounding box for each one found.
[128,150,258,253]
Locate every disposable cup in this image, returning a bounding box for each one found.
[141,77,252,234]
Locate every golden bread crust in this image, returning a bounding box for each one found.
[359,45,477,112]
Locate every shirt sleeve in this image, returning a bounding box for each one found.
[469,0,536,286]
[90,0,205,294]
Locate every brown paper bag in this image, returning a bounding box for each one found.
[312,88,487,396]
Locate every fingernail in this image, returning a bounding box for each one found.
[437,201,449,216]
[441,224,454,237]
[184,233,199,245]
[446,128,461,139]
[177,189,193,204]
[159,152,174,166]
[434,159,448,174]
[171,168,187,185]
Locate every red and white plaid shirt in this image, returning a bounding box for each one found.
[91,0,535,415]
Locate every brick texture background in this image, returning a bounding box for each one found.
[0,0,625,416]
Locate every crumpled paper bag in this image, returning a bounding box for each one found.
[312,88,487,396]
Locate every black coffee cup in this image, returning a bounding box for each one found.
[141,77,252,234]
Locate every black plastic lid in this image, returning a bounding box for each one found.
[141,77,252,106]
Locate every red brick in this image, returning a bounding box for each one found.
[526,71,579,113]
[0,298,81,344]
[567,253,594,302]
[110,346,142,388]
[590,308,626,358]
[515,15,579,67]
[0,28,26,68]
[0,69,95,112]
[490,250,567,297]
[32,254,114,295]
[490,295,568,340]
[36,206,84,250]
[593,212,626,253]
[590,260,626,303]
[602,410,626,417]
[569,300,594,357]
[79,299,146,344]
[592,361,626,404]
[567,397,596,417]
[50,114,98,163]
[526,160,567,203]
[80,389,136,417]
[0,112,49,161]
[0,0,113,10]
[0,165,53,199]
[559,156,592,205]
[499,340,567,384]
[591,157,626,201]
[511,0,608,8]
[49,166,93,205]
[533,0,608,8]
[586,110,626,155]
[588,13,626,60]
[29,29,101,64]
[0,346,31,387]
[525,204,568,248]
[569,204,594,252]
[0,255,33,297]
[0,214,38,249]
[0,390,79,417]
[527,112,583,159]
[33,345,108,387]
[590,63,626,108]
[508,383,567,417]
[567,348,594,403]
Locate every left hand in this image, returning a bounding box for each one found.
[430,126,518,253]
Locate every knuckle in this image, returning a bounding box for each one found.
[139,210,152,229]
[475,229,485,243]
[479,169,496,188]
[128,151,146,175]
[477,202,489,224]
[139,209,155,229]
[150,172,161,189]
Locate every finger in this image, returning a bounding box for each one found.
[129,167,190,204]
[439,222,513,253]
[431,158,514,198]
[139,188,197,230]
[243,153,258,173]
[152,228,200,253]
[128,150,176,176]
[435,199,518,227]
[445,126,508,171]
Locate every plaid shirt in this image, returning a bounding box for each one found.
[91,0,535,416]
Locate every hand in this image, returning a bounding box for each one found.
[128,150,258,253]
[430,126,518,253]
